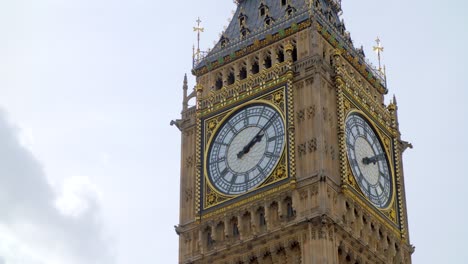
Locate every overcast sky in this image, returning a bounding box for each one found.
[0,0,467,263]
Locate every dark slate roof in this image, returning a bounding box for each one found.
[194,0,343,70]
[193,0,386,90]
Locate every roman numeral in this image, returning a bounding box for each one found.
[212,156,226,164]
[256,107,266,126]
[243,110,249,126]
[265,152,279,158]
[268,134,284,142]
[226,121,238,133]
[220,168,229,178]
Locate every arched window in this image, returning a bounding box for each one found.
[233,222,239,237]
[238,13,247,27]
[284,196,295,219]
[286,5,296,17]
[258,207,266,227]
[251,61,259,74]
[269,201,279,226]
[264,54,272,69]
[277,49,285,63]
[227,71,235,85]
[292,45,298,62]
[231,217,240,237]
[216,222,225,241]
[239,66,247,80]
[204,226,214,248]
[215,75,223,90]
[259,2,268,17]
[287,201,294,218]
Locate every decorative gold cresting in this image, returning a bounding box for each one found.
[307,0,314,16]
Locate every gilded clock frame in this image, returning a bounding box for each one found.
[203,99,287,196]
[334,51,407,240]
[340,94,402,234]
[343,108,396,211]
[197,84,295,217]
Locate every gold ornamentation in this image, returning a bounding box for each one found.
[347,172,356,188]
[207,192,217,206]
[195,83,204,93]
[200,86,293,213]
[284,41,294,54]
[273,92,284,103]
[201,183,291,219]
[389,209,396,222]
[274,165,287,180]
[193,20,311,76]
[335,51,403,236]
[342,188,401,239]
[344,100,351,113]
[208,120,217,133]
[253,39,261,47]
[198,61,290,116]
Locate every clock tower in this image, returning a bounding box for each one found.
[174,0,414,263]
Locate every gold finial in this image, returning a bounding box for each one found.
[308,0,314,16]
[284,41,294,54]
[193,17,204,62]
[373,37,384,74]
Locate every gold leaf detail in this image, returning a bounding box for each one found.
[275,165,287,180]
[207,193,217,206]
[208,120,218,132]
[274,92,284,103]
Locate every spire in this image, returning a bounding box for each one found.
[183,74,188,111]
[183,73,188,90]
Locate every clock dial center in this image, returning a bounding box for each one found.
[228,126,267,173]
[354,137,380,185]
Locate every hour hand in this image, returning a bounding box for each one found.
[237,131,265,159]
[362,153,385,165]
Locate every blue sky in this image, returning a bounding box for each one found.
[0,0,467,263]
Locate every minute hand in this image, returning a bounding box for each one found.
[237,131,264,159]
[237,114,277,159]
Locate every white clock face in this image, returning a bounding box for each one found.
[345,113,392,208]
[207,103,285,195]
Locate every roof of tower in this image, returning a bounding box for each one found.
[193,0,387,91]
[194,0,343,69]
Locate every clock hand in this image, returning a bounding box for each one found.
[237,131,265,159]
[362,153,385,165]
[237,114,277,159]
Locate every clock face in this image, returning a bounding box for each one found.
[345,113,392,208]
[206,103,286,195]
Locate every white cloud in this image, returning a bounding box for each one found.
[55,176,102,218]
[0,109,114,264]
